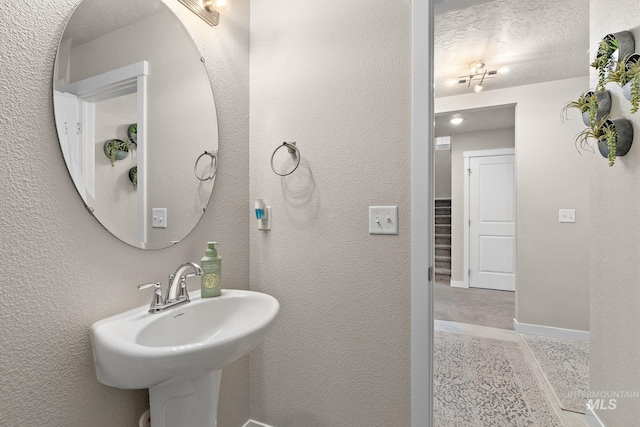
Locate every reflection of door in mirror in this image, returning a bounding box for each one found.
[53,0,218,250]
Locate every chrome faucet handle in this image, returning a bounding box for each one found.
[178,277,190,301]
[138,282,163,311]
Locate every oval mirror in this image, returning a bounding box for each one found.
[53,0,218,249]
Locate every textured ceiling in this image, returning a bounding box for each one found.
[435,0,590,97]
[435,104,515,137]
[62,0,166,47]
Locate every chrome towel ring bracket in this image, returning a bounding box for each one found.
[270,142,300,176]
[194,150,218,181]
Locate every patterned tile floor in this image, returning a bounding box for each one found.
[435,320,590,427]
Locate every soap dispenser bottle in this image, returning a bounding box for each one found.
[201,242,222,298]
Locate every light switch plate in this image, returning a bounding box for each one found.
[369,206,398,235]
[559,209,576,223]
[152,208,167,228]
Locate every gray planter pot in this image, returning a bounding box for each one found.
[609,31,636,64]
[622,81,633,101]
[581,91,611,126]
[621,53,640,102]
[103,139,129,163]
[597,118,634,159]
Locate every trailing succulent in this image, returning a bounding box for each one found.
[626,61,640,113]
[602,121,617,167]
[562,91,598,125]
[574,116,618,167]
[591,37,619,91]
[105,139,130,167]
[605,56,640,114]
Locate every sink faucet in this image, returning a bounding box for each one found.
[138,262,203,313]
[166,262,203,303]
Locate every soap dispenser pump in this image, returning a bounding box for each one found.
[201,242,222,298]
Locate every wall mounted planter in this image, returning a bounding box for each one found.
[608,31,635,65]
[129,166,137,189]
[128,123,137,145]
[581,90,611,126]
[593,31,635,90]
[103,139,129,166]
[597,118,634,162]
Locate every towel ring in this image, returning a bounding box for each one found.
[270,142,300,176]
[194,150,218,181]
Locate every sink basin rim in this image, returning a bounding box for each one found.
[91,289,279,360]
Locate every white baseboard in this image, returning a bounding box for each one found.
[585,404,606,427]
[513,319,589,342]
[243,420,275,427]
[450,280,468,288]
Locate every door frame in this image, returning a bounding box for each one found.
[411,1,433,426]
[463,148,516,289]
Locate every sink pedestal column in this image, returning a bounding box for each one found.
[149,369,222,427]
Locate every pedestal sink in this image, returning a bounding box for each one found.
[90,289,279,427]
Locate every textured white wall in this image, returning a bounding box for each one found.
[0,1,250,426]
[437,76,591,332]
[589,1,640,423]
[249,0,412,425]
[449,128,515,283]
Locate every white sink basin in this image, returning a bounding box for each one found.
[91,289,279,389]
[90,289,279,427]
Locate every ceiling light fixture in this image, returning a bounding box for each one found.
[452,60,509,92]
[450,115,463,125]
[178,0,231,26]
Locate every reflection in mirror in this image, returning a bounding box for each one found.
[53,0,218,249]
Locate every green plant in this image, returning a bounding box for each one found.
[105,139,130,167]
[591,37,619,91]
[626,61,640,113]
[602,121,617,167]
[574,116,609,153]
[562,91,598,124]
[604,57,630,86]
[574,116,618,167]
[129,166,137,190]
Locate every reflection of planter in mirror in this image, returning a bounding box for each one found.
[103,139,130,166]
[128,123,137,145]
[129,166,137,190]
[597,119,633,167]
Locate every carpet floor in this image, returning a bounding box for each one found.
[434,330,563,426]
[522,335,590,414]
[434,280,515,330]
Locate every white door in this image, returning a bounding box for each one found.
[468,153,515,291]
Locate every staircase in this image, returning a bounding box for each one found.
[434,198,452,282]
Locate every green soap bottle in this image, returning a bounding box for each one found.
[201,241,222,298]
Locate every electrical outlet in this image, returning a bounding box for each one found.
[369,206,398,235]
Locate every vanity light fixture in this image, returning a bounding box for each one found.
[452,60,510,93]
[178,0,230,26]
[450,115,463,125]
